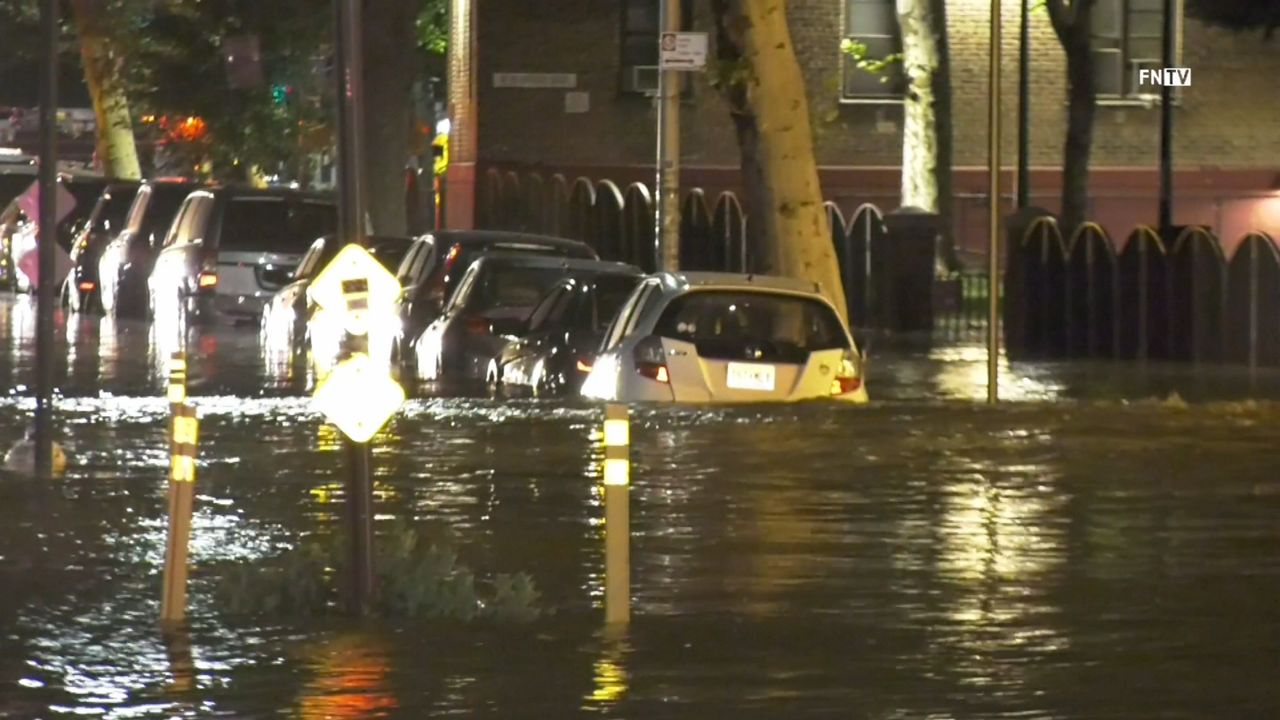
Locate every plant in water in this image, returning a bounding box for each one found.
[215,521,542,622]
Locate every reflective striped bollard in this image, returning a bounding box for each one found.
[603,404,630,625]
[160,402,199,624]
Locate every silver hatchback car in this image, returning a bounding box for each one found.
[581,272,868,404]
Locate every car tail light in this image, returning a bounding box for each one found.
[443,244,460,270]
[197,271,218,289]
[78,281,95,292]
[633,335,669,384]
[576,357,593,374]
[830,349,863,396]
[464,315,488,335]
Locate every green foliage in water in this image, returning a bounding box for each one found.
[215,523,542,623]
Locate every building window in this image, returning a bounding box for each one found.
[841,0,905,101]
[1092,0,1179,99]
[620,0,692,95]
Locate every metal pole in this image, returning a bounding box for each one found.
[34,0,58,479]
[1016,0,1030,209]
[987,0,1002,404]
[1157,0,1174,231]
[334,0,374,615]
[655,0,681,272]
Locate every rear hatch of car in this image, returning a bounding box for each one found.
[649,290,854,402]
[213,196,336,304]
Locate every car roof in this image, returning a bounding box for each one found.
[472,252,640,274]
[196,185,334,203]
[657,271,827,296]
[426,230,592,252]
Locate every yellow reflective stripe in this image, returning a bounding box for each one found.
[170,455,196,483]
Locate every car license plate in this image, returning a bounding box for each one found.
[726,362,776,391]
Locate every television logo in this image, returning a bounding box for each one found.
[1138,67,1192,87]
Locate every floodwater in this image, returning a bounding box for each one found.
[1,295,1278,718]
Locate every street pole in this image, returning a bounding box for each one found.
[334,0,374,615]
[1016,0,1030,209]
[1157,0,1175,232]
[655,0,681,272]
[987,0,1002,404]
[34,0,58,478]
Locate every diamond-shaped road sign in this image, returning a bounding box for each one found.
[307,243,400,336]
[312,352,405,443]
[307,244,405,442]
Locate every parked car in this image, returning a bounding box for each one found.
[1,173,107,292]
[148,187,337,325]
[391,231,598,366]
[97,180,196,318]
[62,181,139,312]
[261,234,414,364]
[580,272,869,404]
[412,254,631,386]
[496,267,644,396]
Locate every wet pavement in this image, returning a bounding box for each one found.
[1,295,1279,718]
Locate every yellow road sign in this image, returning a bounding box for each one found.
[311,352,405,442]
[306,244,400,336]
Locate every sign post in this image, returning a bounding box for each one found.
[308,244,405,615]
[33,0,58,479]
[655,23,707,273]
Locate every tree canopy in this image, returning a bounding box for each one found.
[1186,0,1280,37]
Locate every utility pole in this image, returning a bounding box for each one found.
[334,0,374,616]
[655,0,681,272]
[987,0,1002,404]
[34,0,58,478]
[1157,0,1175,231]
[1016,0,1030,209]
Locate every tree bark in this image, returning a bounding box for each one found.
[711,0,848,320]
[928,0,955,266]
[1048,0,1098,237]
[70,0,141,179]
[361,0,417,236]
[897,0,940,213]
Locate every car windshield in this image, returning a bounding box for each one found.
[464,264,570,315]
[371,241,411,272]
[140,187,189,234]
[218,197,337,254]
[653,290,849,363]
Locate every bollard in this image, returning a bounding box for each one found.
[602,404,630,625]
[167,352,187,408]
[160,403,199,624]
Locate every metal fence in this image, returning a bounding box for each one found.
[1005,216,1280,368]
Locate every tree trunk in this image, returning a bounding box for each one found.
[929,0,956,267]
[897,0,941,212]
[70,0,141,180]
[361,0,417,236]
[1060,32,1096,237]
[711,0,848,320]
[1047,0,1098,237]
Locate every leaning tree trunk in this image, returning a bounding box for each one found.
[70,0,141,179]
[361,0,417,236]
[711,0,848,320]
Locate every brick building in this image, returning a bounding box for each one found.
[445,0,1280,255]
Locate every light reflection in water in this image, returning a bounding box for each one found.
[584,625,630,707]
[295,633,397,719]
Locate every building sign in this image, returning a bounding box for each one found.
[493,73,578,89]
[659,32,708,71]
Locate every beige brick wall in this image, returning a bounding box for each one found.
[470,0,1280,172]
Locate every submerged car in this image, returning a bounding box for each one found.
[97,180,196,318]
[412,254,633,386]
[581,272,868,404]
[391,231,598,366]
[149,187,337,324]
[496,268,644,396]
[63,181,139,312]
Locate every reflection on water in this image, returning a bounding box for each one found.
[0,296,1279,717]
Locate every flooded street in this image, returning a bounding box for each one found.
[1,295,1278,718]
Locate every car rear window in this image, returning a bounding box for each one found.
[218,197,337,254]
[463,264,571,315]
[95,187,137,234]
[592,275,643,332]
[440,241,592,298]
[653,291,849,363]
